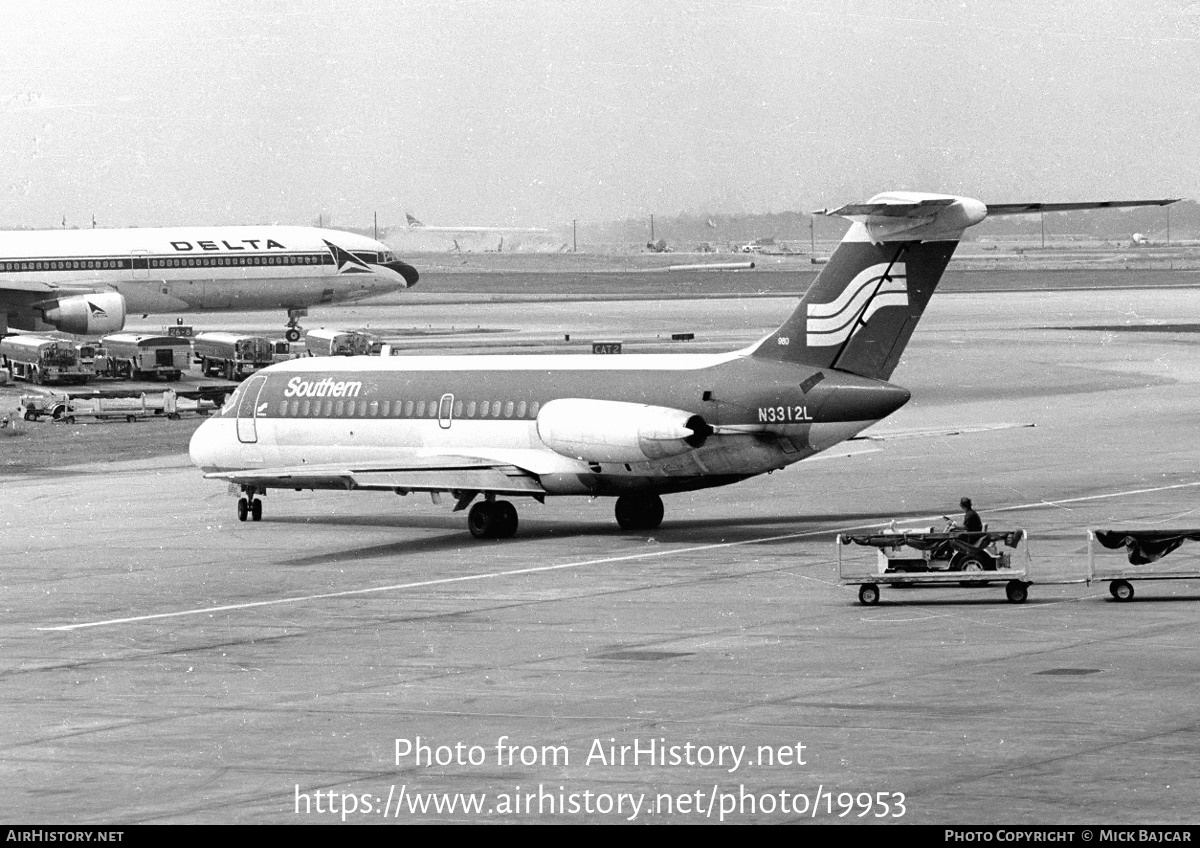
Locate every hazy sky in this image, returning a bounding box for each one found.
[1,0,1197,229]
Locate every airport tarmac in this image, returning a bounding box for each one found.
[5,286,1200,823]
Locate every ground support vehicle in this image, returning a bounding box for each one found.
[192,332,274,381]
[0,335,93,385]
[269,339,298,364]
[1087,529,1200,602]
[302,328,383,357]
[18,388,218,423]
[17,392,72,421]
[837,526,1034,604]
[97,334,191,381]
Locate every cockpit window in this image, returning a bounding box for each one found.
[217,385,242,417]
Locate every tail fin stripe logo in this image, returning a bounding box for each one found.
[806,262,907,347]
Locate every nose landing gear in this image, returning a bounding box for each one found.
[284,308,308,343]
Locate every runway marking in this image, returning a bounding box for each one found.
[37,527,845,632]
[38,479,1200,632]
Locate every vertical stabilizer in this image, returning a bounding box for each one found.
[751,192,984,380]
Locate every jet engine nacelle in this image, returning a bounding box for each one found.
[37,292,126,335]
[536,398,712,463]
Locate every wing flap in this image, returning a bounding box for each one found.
[207,457,545,495]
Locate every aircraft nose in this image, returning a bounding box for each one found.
[189,417,221,471]
[386,259,420,288]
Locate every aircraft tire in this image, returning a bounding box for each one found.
[494,501,518,538]
[285,328,301,343]
[614,494,664,531]
[251,499,263,522]
[468,502,495,539]
[237,498,249,522]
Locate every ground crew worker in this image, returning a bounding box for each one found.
[960,497,983,534]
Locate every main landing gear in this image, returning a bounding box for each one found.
[236,487,264,522]
[468,500,518,539]
[284,308,308,343]
[614,493,664,531]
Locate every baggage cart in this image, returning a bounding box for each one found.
[1087,529,1200,602]
[837,524,1034,604]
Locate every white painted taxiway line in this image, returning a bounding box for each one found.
[38,480,1200,632]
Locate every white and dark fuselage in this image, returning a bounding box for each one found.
[0,226,418,335]
[190,349,910,498]
[190,193,1176,537]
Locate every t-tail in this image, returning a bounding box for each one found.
[751,192,1179,381]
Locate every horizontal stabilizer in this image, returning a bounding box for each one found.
[816,197,957,219]
[985,199,1180,215]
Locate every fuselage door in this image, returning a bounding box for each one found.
[130,250,149,280]
[236,374,268,443]
[438,392,454,429]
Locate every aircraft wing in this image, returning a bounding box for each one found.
[1,278,117,295]
[207,454,546,499]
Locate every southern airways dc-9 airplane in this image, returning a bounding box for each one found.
[0,226,419,340]
[190,192,1176,538]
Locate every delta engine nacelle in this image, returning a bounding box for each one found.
[35,292,126,335]
[536,398,713,464]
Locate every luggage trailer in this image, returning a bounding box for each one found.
[1087,529,1200,602]
[837,527,1039,605]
